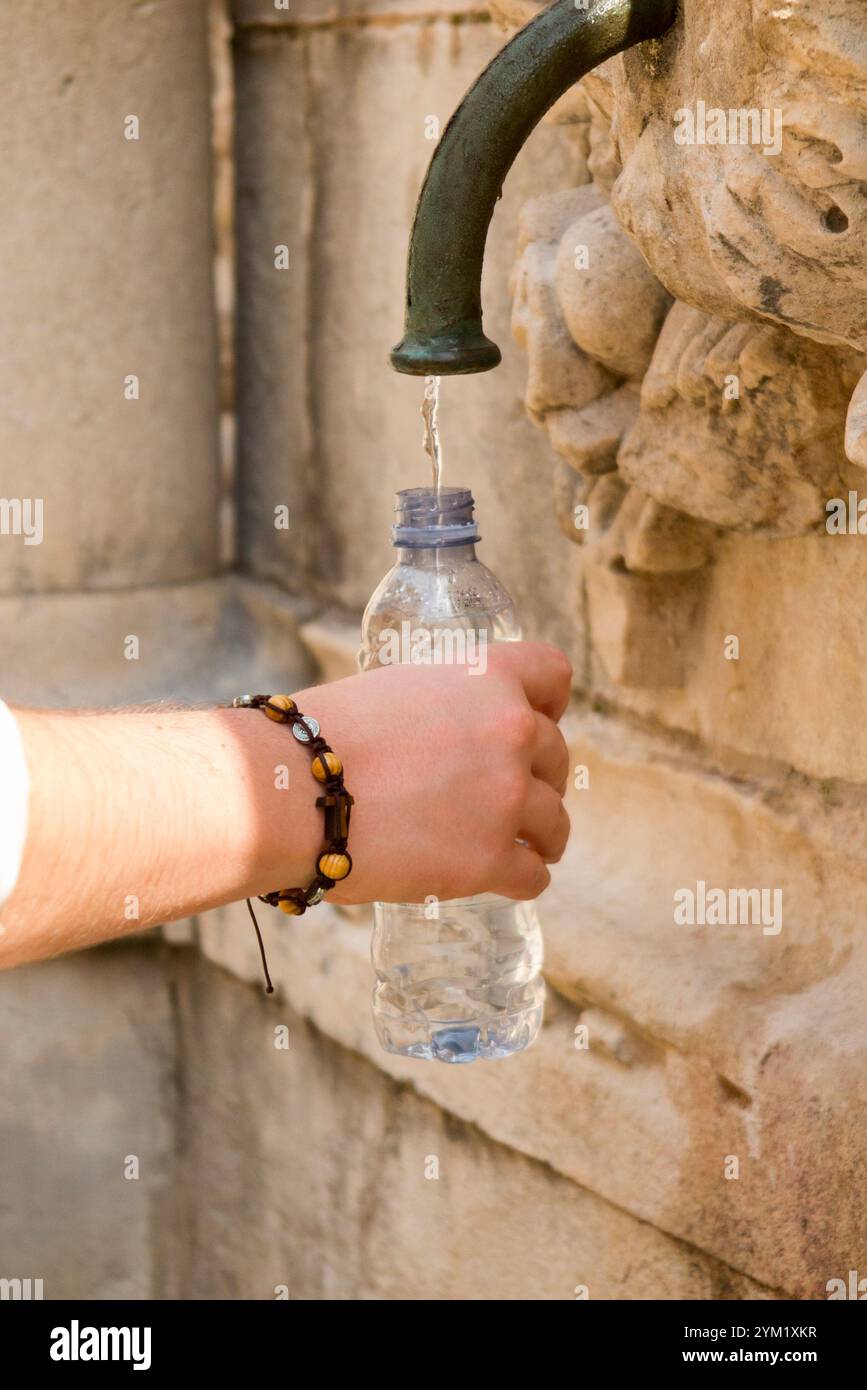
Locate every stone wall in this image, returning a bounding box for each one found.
[1,0,864,1301]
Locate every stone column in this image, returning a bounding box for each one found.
[0,0,220,597]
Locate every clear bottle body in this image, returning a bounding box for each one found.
[358,491,545,1063]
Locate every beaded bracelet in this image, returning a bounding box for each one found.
[232,692,355,992]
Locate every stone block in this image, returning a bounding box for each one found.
[0,0,220,594]
[234,0,483,24]
[584,558,704,687]
[172,946,769,1299]
[597,531,867,782]
[0,942,176,1299]
[0,575,315,708]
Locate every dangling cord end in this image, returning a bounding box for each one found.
[246,897,274,994]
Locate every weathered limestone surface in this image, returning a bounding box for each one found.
[494,0,867,1303]
[619,306,863,537]
[507,1,867,772]
[0,576,315,709]
[233,29,315,592]
[594,532,867,782]
[612,0,867,356]
[0,942,177,1300]
[168,948,770,1301]
[0,0,221,594]
[234,0,482,22]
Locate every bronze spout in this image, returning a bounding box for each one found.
[390,0,677,375]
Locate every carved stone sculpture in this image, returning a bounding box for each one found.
[499,0,867,687]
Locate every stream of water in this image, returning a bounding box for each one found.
[421,374,443,494]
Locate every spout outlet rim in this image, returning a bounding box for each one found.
[390,329,501,376]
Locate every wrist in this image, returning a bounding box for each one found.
[223,704,323,900]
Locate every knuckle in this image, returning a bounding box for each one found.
[548,645,574,686]
[553,806,572,856]
[548,825,570,864]
[500,702,536,754]
[526,861,551,900]
[553,731,570,784]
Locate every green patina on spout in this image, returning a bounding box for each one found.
[390,0,677,376]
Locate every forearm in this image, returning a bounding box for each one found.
[0,704,321,969]
[0,646,572,971]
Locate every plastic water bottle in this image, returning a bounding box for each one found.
[358,486,545,1063]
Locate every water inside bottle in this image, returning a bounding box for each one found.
[371,894,544,1063]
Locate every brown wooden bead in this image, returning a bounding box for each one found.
[265,694,297,722]
[318,851,351,881]
[278,894,303,915]
[312,751,343,782]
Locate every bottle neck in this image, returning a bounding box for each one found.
[392,487,478,554]
[395,542,477,567]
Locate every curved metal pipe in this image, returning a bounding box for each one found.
[390,0,677,375]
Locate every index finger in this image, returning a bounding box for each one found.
[490,641,572,721]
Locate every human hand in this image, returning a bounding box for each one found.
[293,641,572,905]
